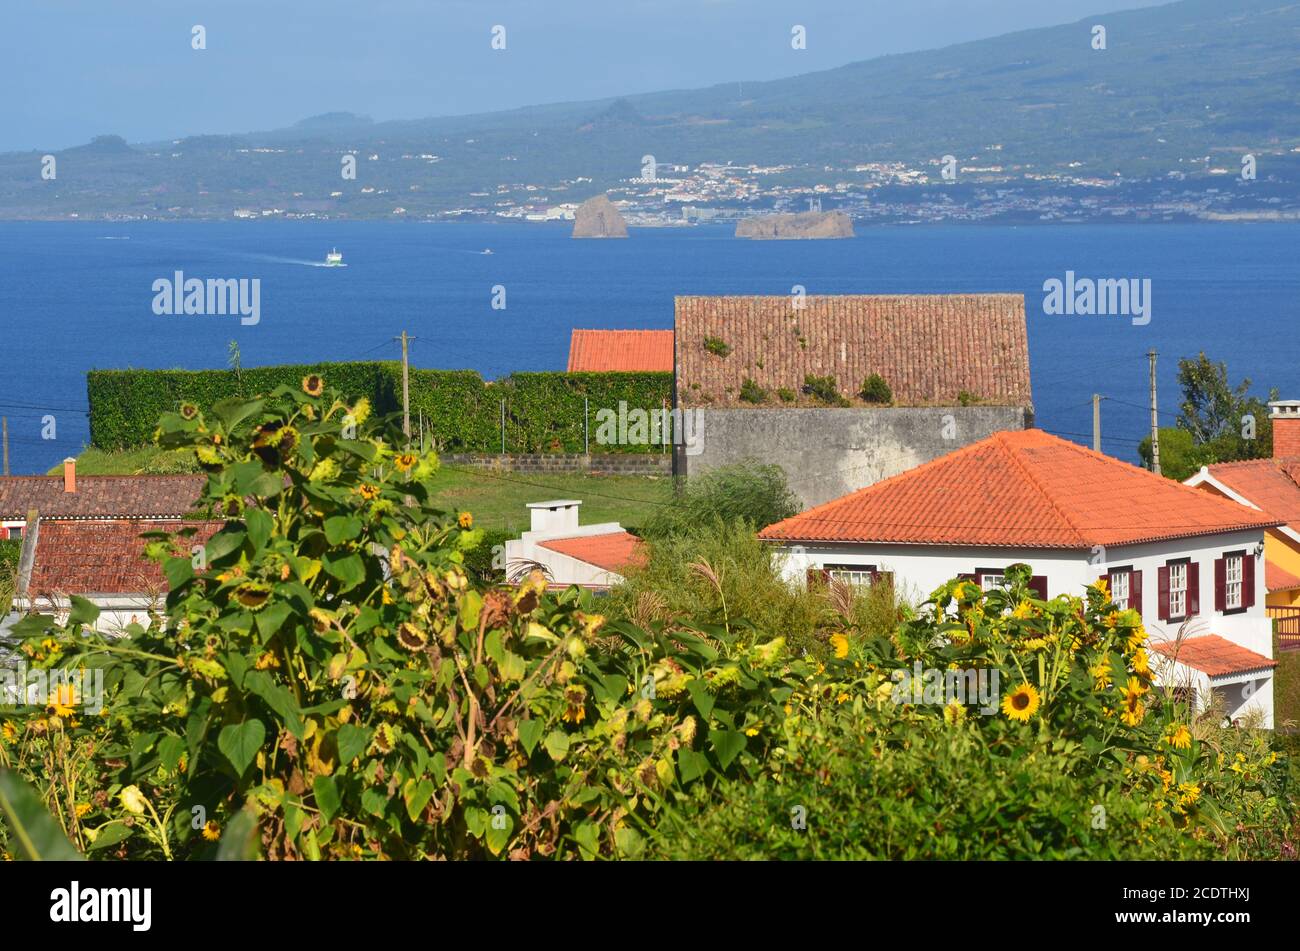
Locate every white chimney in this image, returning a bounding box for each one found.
[527,500,582,534]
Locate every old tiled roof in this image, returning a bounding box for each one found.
[674,294,1031,409]
[26,519,223,596]
[567,330,674,373]
[0,475,205,520]
[1265,562,1300,593]
[538,531,647,574]
[758,429,1279,549]
[1202,457,1300,532]
[1149,635,1277,678]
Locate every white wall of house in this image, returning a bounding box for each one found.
[503,500,628,589]
[1153,657,1274,729]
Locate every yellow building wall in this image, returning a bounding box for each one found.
[1190,482,1300,607]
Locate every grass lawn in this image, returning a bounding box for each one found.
[61,448,674,535]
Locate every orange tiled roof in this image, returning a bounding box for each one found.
[0,475,204,520]
[538,531,647,574]
[1149,635,1277,678]
[1203,457,1300,532]
[1266,562,1300,593]
[567,330,674,373]
[26,519,223,596]
[674,294,1031,409]
[758,429,1279,548]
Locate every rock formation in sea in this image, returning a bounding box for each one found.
[572,194,629,238]
[735,210,854,239]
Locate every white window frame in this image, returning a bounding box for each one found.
[980,573,1006,592]
[1169,562,1187,619]
[1111,570,1130,605]
[1224,554,1243,611]
[828,567,877,588]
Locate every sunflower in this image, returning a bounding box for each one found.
[357,483,381,501]
[396,622,427,652]
[1,721,17,741]
[1120,678,1146,726]
[829,632,849,659]
[119,785,148,816]
[47,682,78,717]
[1001,682,1040,722]
[393,452,418,473]
[202,820,222,842]
[232,581,272,612]
[943,699,968,726]
[458,511,474,530]
[179,402,200,420]
[561,684,587,724]
[1163,723,1193,750]
[302,374,325,397]
[1090,657,1112,692]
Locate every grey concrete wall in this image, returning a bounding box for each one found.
[678,406,1032,509]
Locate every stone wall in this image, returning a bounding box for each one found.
[442,453,671,477]
[675,406,1032,509]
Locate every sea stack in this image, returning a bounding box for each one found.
[735,210,855,240]
[572,194,629,238]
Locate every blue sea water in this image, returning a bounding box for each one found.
[0,220,1296,476]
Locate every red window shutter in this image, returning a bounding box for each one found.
[1029,576,1048,600]
[1214,557,1226,613]
[958,572,976,583]
[1243,555,1255,608]
[1129,570,1142,616]
[1188,563,1200,616]
[1157,566,1170,621]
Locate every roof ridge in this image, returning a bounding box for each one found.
[992,431,1092,547]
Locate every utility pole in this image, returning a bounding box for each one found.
[1092,394,1102,452]
[394,331,415,441]
[1148,349,1161,475]
[1,417,8,476]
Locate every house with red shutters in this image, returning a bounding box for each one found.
[759,429,1280,726]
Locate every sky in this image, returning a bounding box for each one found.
[2,0,1166,152]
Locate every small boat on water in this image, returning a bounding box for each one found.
[324,248,344,267]
[481,249,493,255]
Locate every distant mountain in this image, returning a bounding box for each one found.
[1,0,1297,221]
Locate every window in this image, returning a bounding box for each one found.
[1169,562,1187,619]
[1111,570,1130,605]
[6,527,20,539]
[980,573,1006,592]
[828,567,878,588]
[1224,554,1243,611]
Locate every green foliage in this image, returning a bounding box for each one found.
[738,378,767,405]
[643,462,799,538]
[1139,427,1201,481]
[958,390,981,407]
[860,373,893,405]
[776,387,796,403]
[4,376,795,860]
[803,374,849,407]
[87,365,672,456]
[0,770,84,861]
[703,337,732,358]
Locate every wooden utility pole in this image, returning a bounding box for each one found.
[1092,394,1102,452]
[1148,350,1161,475]
[394,331,414,441]
[1,417,8,476]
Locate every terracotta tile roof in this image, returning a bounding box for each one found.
[758,429,1279,548]
[1149,635,1277,678]
[0,475,205,520]
[26,519,223,596]
[567,330,674,373]
[1266,562,1300,593]
[538,531,647,574]
[1203,457,1300,532]
[674,294,1031,409]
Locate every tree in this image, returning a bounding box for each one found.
[1167,353,1274,470]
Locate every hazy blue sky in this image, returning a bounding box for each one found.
[3,0,1164,152]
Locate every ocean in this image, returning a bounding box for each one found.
[0,220,1296,476]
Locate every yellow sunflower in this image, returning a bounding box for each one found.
[394,452,418,472]
[357,483,381,501]
[47,682,78,717]
[829,633,849,659]
[1163,723,1193,750]
[202,820,222,842]
[301,374,324,397]
[458,511,474,530]
[1001,683,1041,722]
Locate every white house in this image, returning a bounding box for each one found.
[759,429,1280,727]
[504,500,646,591]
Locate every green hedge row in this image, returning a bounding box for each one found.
[87,364,673,455]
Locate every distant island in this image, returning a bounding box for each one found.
[572,195,628,238]
[736,211,854,240]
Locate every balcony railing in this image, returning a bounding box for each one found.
[1266,606,1300,652]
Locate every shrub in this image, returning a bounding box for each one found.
[860,374,893,405]
[2,377,798,860]
[703,337,732,358]
[738,378,767,404]
[643,462,799,539]
[776,388,796,403]
[958,390,981,407]
[803,374,849,407]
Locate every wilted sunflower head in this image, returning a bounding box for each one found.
[396,622,427,652]
[179,402,200,421]
[232,580,272,612]
[302,374,325,397]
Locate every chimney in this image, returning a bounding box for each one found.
[63,457,76,493]
[526,500,582,534]
[1270,402,1300,459]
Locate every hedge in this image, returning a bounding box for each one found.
[87,364,673,455]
